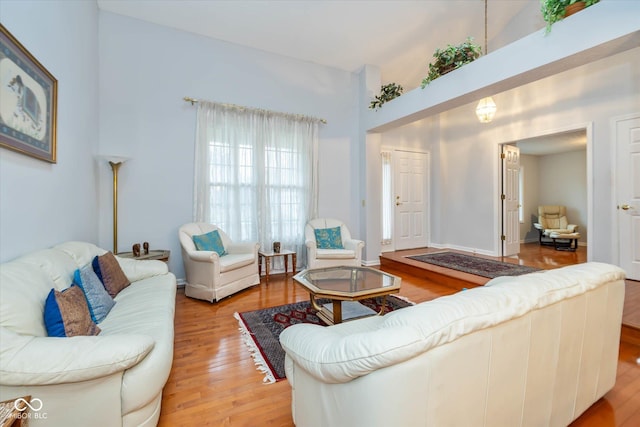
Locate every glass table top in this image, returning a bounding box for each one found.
[293,266,401,296]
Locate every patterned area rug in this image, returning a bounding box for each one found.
[234,295,413,383]
[406,251,541,279]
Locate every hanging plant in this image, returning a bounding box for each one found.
[541,0,599,34]
[369,82,404,110]
[420,37,482,89]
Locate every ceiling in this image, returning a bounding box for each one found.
[96,0,545,91]
[95,0,596,154]
[513,130,587,156]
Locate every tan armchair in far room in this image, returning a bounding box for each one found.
[304,218,364,269]
[533,205,579,246]
[178,222,260,302]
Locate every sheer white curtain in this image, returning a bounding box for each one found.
[381,151,393,245]
[193,101,318,266]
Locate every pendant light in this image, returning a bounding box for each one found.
[476,0,497,123]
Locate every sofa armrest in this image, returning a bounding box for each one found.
[116,256,168,282]
[568,224,579,232]
[533,223,543,231]
[279,323,424,384]
[343,239,364,252]
[185,250,220,263]
[305,240,317,259]
[226,242,259,255]
[0,328,154,386]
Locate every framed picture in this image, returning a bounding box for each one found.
[0,23,57,163]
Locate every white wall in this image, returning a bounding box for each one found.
[372,46,639,262]
[0,1,99,262]
[98,12,359,279]
[538,150,587,243]
[519,154,540,242]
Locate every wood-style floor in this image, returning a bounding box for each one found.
[159,243,640,426]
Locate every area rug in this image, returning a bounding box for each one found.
[406,251,541,279]
[234,295,413,383]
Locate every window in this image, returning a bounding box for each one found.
[194,102,319,260]
[381,151,392,244]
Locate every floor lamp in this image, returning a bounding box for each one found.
[102,156,129,253]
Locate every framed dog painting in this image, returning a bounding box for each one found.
[0,23,57,163]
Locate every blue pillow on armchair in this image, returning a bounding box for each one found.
[314,227,344,249]
[193,229,227,256]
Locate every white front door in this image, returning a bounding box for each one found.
[616,115,640,280]
[394,150,429,250]
[502,145,520,256]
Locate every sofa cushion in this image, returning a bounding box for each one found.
[74,264,115,323]
[218,253,255,273]
[93,252,131,297]
[44,285,101,337]
[314,227,344,249]
[192,229,227,256]
[0,259,52,337]
[98,273,176,415]
[316,248,355,259]
[541,215,569,230]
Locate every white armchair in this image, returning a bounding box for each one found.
[533,205,579,245]
[304,218,364,269]
[178,223,260,302]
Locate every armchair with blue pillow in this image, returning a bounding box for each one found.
[304,218,364,269]
[178,222,260,302]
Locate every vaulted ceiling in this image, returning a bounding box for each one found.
[96,0,544,90]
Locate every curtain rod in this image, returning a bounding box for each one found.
[183,96,327,124]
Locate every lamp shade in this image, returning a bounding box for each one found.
[100,155,129,165]
[476,97,497,123]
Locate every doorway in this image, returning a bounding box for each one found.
[501,128,589,260]
[614,114,640,280]
[392,150,429,250]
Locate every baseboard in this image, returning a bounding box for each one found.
[428,243,497,258]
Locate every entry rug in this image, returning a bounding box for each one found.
[406,251,541,279]
[234,295,413,383]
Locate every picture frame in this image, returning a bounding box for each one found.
[0,23,57,163]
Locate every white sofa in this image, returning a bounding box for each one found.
[0,241,176,427]
[280,262,625,427]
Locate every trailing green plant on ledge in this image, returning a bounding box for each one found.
[541,0,599,34]
[369,82,404,110]
[420,37,482,88]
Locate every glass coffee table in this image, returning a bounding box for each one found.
[293,266,401,325]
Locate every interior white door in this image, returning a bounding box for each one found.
[394,150,428,250]
[502,145,520,256]
[616,115,640,280]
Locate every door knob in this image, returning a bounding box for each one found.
[620,204,631,210]
[396,202,402,206]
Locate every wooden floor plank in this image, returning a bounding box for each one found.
[159,243,640,426]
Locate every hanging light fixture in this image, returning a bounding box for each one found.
[476,96,497,123]
[476,0,497,123]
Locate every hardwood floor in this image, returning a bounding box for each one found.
[159,243,640,426]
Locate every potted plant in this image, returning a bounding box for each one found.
[541,0,599,33]
[369,82,404,110]
[420,37,482,88]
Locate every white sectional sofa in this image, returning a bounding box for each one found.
[280,262,626,427]
[0,241,176,427]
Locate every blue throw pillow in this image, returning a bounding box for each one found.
[74,264,115,323]
[314,226,344,249]
[193,229,227,256]
[44,285,101,337]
